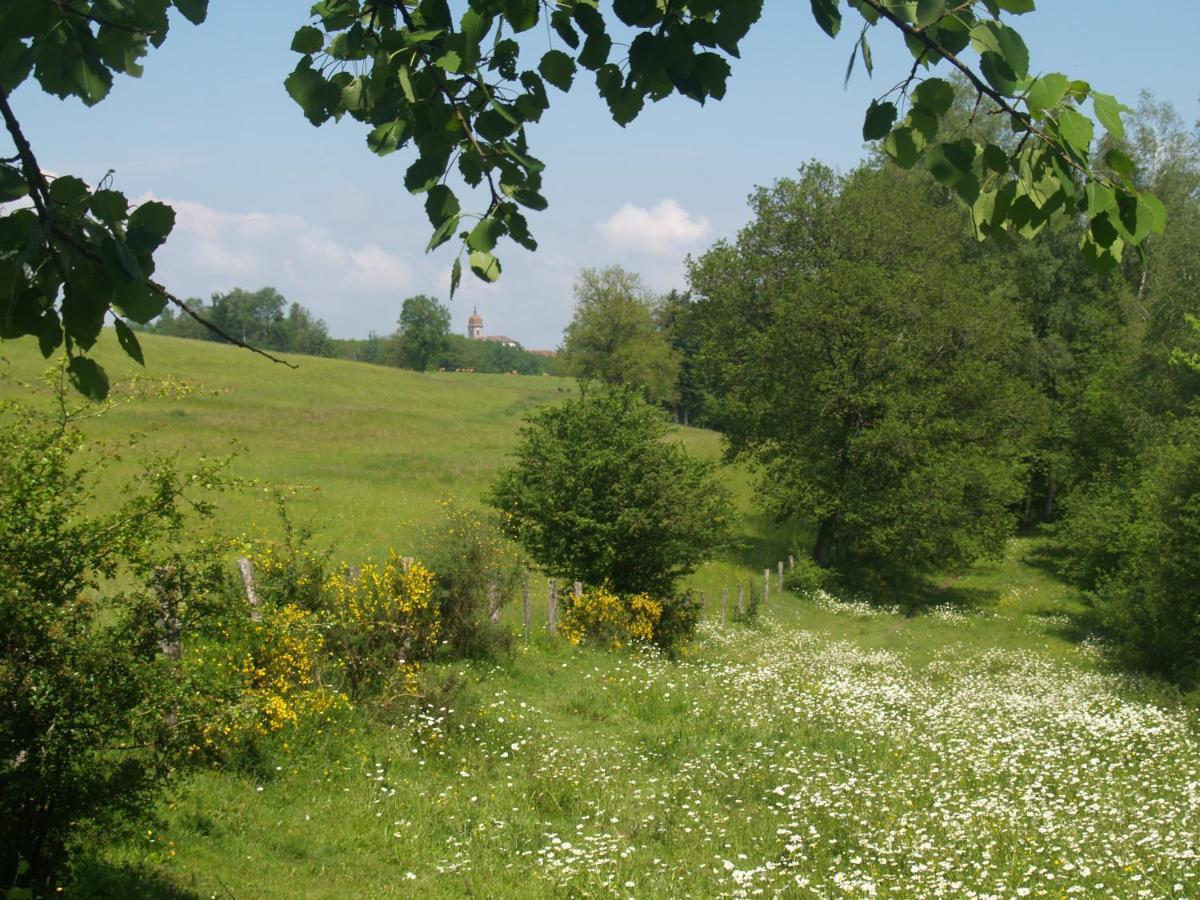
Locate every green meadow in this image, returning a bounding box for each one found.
[3,335,1197,898]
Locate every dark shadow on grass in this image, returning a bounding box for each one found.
[68,858,208,900]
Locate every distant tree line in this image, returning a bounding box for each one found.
[146,288,558,376]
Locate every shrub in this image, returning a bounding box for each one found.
[181,602,345,759]
[489,384,733,599]
[652,591,701,656]
[0,389,233,887]
[783,557,827,597]
[237,495,331,613]
[1088,419,1200,685]
[560,585,662,651]
[322,554,441,698]
[732,584,763,625]
[422,503,524,659]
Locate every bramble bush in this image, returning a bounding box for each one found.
[423,501,524,659]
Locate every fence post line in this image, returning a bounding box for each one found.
[548,578,558,636]
[523,573,531,644]
[237,557,261,622]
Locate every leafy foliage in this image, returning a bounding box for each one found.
[0,381,228,887]
[560,266,681,405]
[0,0,1161,391]
[489,384,733,596]
[396,294,452,371]
[691,164,1038,584]
[421,502,524,659]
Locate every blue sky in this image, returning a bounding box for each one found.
[9,1,1199,348]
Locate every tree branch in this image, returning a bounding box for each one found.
[857,0,1089,180]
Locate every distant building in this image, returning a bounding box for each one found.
[466,308,520,348]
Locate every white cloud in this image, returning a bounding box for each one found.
[136,194,424,336]
[595,198,711,257]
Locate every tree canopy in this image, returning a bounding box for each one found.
[559,266,680,405]
[396,293,452,371]
[0,1,1166,396]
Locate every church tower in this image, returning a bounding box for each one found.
[467,307,483,339]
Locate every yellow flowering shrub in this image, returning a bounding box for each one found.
[323,553,441,697]
[560,586,663,651]
[186,603,345,753]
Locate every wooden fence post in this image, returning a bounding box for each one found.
[401,556,413,574]
[488,583,501,624]
[573,581,583,600]
[778,561,784,593]
[548,578,558,636]
[788,554,795,572]
[721,586,728,625]
[763,569,770,605]
[154,565,181,728]
[523,574,531,644]
[737,582,744,617]
[699,590,707,622]
[237,557,261,622]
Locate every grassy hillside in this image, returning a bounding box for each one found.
[0,332,809,605]
[6,334,1197,897]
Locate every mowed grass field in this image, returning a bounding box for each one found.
[3,334,1198,898]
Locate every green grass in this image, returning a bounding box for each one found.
[4,335,1197,897]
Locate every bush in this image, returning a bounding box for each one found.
[1088,419,1200,685]
[237,494,331,613]
[322,554,441,698]
[422,503,524,659]
[652,591,702,656]
[489,384,732,647]
[732,583,763,625]
[560,585,662,651]
[783,557,827,597]
[0,391,233,887]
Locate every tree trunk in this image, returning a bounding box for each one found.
[814,518,837,568]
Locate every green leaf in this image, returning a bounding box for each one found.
[883,127,920,168]
[810,0,842,38]
[982,143,1009,174]
[912,77,954,116]
[113,281,166,324]
[366,120,406,156]
[173,0,209,25]
[48,176,89,208]
[1057,107,1094,156]
[539,49,575,92]
[113,318,145,365]
[127,201,175,251]
[469,250,501,282]
[1085,181,1115,218]
[979,51,1018,95]
[1025,72,1067,114]
[468,217,504,253]
[916,0,946,27]
[927,139,977,186]
[578,32,612,70]
[0,163,28,203]
[862,100,897,140]
[89,189,128,225]
[424,184,460,230]
[291,25,324,54]
[994,0,1035,11]
[67,356,110,400]
[1105,147,1135,181]
[450,256,463,296]
[1091,91,1125,140]
[405,154,446,194]
[285,61,338,126]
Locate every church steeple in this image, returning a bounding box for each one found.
[467,306,483,339]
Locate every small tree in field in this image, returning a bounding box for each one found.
[489,384,732,597]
